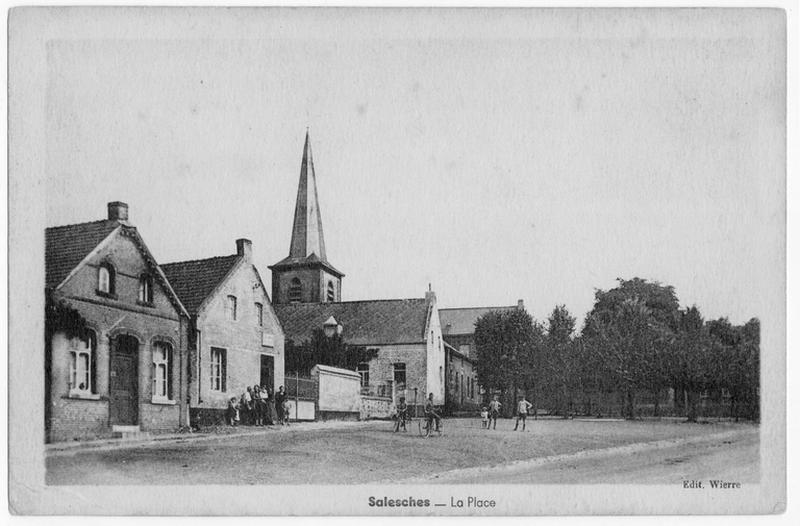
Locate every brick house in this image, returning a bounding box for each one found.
[162,239,285,425]
[439,301,524,412]
[270,132,445,410]
[45,202,190,442]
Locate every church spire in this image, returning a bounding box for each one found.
[289,131,327,260]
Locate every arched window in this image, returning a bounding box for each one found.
[289,278,302,303]
[152,342,173,400]
[69,330,97,395]
[227,295,237,321]
[97,263,115,295]
[138,274,154,304]
[326,281,335,302]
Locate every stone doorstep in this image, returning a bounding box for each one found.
[111,425,151,440]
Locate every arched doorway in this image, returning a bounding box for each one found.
[110,334,139,425]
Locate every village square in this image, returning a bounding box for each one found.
[44,132,761,485]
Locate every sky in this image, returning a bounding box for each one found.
[43,8,785,327]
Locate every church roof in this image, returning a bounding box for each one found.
[45,219,120,289]
[271,132,343,276]
[439,305,521,336]
[275,298,432,346]
[289,132,327,257]
[161,255,240,315]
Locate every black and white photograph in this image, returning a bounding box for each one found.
[6,5,789,516]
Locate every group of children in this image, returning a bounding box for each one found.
[480,395,533,431]
[227,385,291,427]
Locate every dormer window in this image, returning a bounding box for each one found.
[326,281,335,302]
[97,263,116,296]
[138,274,154,304]
[289,278,302,303]
[227,295,238,321]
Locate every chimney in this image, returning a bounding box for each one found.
[107,201,129,221]
[236,239,253,261]
[517,299,525,309]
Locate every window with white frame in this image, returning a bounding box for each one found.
[227,295,237,321]
[138,274,154,304]
[210,347,226,392]
[152,342,172,400]
[357,362,370,389]
[69,330,96,395]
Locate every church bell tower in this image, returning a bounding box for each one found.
[270,132,344,304]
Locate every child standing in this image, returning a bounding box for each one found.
[227,397,239,426]
[281,399,291,426]
[480,406,489,429]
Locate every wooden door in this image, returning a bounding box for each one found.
[260,354,274,389]
[110,335,139,425]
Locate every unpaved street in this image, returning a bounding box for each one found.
[46,418,759,485]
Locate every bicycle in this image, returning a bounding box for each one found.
[419,413,443,438]
[393,410,410,433]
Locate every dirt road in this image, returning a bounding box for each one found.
[46,418,759,485]
[408,426,759,484]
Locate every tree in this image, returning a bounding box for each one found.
[671,306,714,422]
[285,330,377,376]
[706,317,760,422]
[475,308,539,416]
[541,305,576,417]
[581,278,680,419]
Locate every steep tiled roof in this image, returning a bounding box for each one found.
[161,255,240,315]
[45,219,120,289]
[439,305,520,336]
[275,298,431,346]
[269,253,344,277]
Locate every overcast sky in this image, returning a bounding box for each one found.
[43,8,785,326]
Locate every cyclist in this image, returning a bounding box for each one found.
[423,393,441,437]
[394,396,409,432]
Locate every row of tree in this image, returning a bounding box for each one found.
[475,278,760,421]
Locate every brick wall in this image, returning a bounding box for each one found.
[366,343,427,403]
[272,266,341,304]
[47,232,189,442]
[360,395,393,420]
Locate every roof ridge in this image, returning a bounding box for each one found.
[277,297,426,306]
[45,218,116,232]
[161,254,239,268]
[439,305,518,311]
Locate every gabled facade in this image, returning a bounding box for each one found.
[45,202,190,442]
[162,239,285,425]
